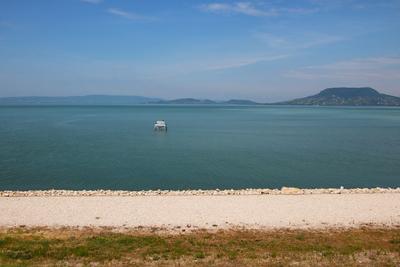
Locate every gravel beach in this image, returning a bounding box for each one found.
[1,189,400,230]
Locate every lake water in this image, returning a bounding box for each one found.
[0,105,399,190]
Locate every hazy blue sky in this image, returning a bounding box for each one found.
[0,0,399,101]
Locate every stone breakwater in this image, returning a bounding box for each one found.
[1,187,400,197]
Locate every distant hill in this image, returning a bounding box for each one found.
[278,87,400,106]
[0,95,161,105]
[154,98,260,105]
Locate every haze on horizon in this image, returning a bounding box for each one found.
[0,0,399,102]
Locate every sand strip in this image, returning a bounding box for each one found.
[1,193,400,230]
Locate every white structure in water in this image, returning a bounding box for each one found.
[154,120,167,131]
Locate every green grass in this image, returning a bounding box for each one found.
[0,227,399,266]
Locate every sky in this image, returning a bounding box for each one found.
[0,0,399,101]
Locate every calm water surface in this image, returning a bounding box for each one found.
[0,105,399,190]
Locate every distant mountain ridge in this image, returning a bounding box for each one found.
[1,87,399,106]
[0,95,160,105]
[0,95,260,106]
[278,87,400,106]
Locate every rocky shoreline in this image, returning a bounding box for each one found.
[1,187,400,197]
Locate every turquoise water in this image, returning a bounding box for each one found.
[0,105,399,190]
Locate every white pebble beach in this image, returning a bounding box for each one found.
[1,188,400,231]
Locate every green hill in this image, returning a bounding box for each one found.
[279,87,400,106]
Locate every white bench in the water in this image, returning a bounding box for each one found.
[154,120,167,131]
